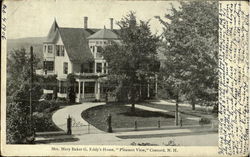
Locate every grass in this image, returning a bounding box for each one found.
[140,100,218,120]
[81,103,197,132]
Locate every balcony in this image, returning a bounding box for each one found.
[74,72,106,79]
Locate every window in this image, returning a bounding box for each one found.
[60,45,64,56]
[63,62,68,74]
[44,61,54,71]
[44,45,47,53]
[96,63,102,73]
[48,45,53,53]
[97,46,102,53]
[56,45,60,56]
[81,62,94,73]
[104,63,107,74]
[59,81,67,93]
[84,82,95,93]
[80,82,83,93]
[55,45,64,56]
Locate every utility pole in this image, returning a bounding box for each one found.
[29,46,35,140]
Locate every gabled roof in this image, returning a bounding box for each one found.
[44,20,120,64]
[59,28,94,64]
[87,28,119,40]
[44,20,59,43]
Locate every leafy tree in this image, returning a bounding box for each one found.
[157,0,218,120]
[7,48,40,97]
[102,12,159,111]
[7,83,34,144]
[6,48,42,143]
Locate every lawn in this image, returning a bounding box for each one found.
[140,100,218,120]
[81,103,197,132]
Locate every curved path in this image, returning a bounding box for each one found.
[52,102,105,134]
[51,102,217,145]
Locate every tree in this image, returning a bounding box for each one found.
[7,83,33,144]
[7,48,40,97]
[157,1,218,116]
[102,12,159,111]
[6,48,42,143]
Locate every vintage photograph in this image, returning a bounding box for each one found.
[5,0,219,146]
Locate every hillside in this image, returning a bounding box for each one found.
[7,37,46,67]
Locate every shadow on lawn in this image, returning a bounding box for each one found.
[119,109,175,118]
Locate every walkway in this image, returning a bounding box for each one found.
[52,102,105,134]
[45,101,217,146]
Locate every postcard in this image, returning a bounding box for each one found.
[1,0,249,156]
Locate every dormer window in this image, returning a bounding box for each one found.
[48,45,53,53]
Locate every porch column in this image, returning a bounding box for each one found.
[95,80,100,100]
[82,81,85,99]
[102,62,104,73]
[58,80,61,93]
[78,81,81,102]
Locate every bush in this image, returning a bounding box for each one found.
[33,112,60,132]
[199,117,211,125]
[35,99,69,112]
[35,100,58,112]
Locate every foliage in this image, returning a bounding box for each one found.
[33,111,59,132]
[102,12,160,105]
[6,48,43,143]
[199,117,211,125]
[33,99,68,132]
[35,100,60,112]
[7,48,40,97]
[157,1,218,109]
[66,73,76,103]
[6,83,32,144]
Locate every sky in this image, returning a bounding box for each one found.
[5,0,179,39]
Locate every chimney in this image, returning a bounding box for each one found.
[110,18,113,30]
[84,16,88,29]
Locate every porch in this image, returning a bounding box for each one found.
[75,79,104,103]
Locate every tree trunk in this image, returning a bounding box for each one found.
[131,103,135,113]
[192,102,195,110]
[175,94,179,126]
[191,97,196,110]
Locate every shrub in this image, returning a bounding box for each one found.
[33,112,59,132]
[199,117,211,125]
[35,99,68,112]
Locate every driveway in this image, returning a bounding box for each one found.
[50,102,217,146]
[52,102,105,134]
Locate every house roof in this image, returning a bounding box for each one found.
[87,28,119,40]
[44,20,59,43]
[44,20,120,64]
[58,28,94,64]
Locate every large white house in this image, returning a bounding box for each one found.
[38,17,158,103]
[39,17,120,102]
